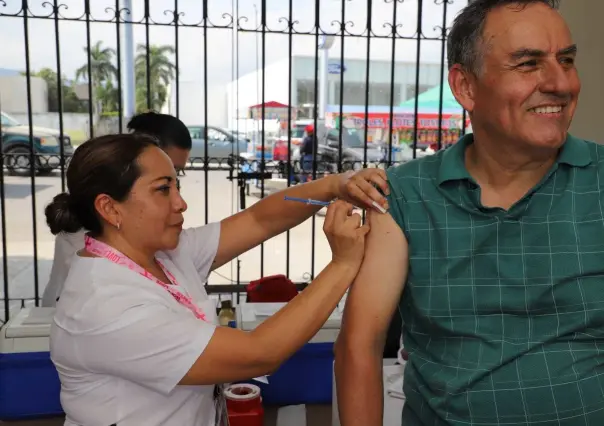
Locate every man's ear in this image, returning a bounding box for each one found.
[448,64,476,113]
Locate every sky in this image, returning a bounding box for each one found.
[0,0,468,88]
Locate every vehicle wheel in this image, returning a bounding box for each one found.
[4,146,33,176]
[341,159,362,172]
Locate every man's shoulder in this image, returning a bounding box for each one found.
[582,138,604,158]
[567,136,604,171]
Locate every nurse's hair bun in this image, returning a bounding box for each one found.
[45,192,83,235]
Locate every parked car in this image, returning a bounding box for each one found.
[187,125,249,161]
[1,111,74,175]
[227,130,250,143]
[317,125,385,170]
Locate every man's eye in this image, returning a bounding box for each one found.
[176,178,181,191]
[518,60,538,67]
[158,186,170,194]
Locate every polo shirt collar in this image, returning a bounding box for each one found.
[558,133,592,167]
[436,133,474,186]
[436,133,592,186]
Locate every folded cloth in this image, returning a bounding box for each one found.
[386,374,405,400]
[385,363,406,401]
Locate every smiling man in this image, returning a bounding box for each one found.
[334,1,604,425]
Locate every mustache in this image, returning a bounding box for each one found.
[528,93,572,107]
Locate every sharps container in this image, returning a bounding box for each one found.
[225,383,264,426]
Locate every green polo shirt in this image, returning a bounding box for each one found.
[387,134,604,425]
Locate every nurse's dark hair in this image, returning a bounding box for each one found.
[447,0,560,74]
[127,111,192,150]
[45,133,159,236]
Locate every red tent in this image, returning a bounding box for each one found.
[248,101,291,109]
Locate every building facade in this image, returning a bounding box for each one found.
[0,74,48,114]
[225,56,445,128]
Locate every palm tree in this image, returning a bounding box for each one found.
[75,41,118,115]
[134,44,176,112]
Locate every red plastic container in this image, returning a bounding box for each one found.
[225,384,264,426]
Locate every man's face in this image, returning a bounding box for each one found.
[468,3,580,150]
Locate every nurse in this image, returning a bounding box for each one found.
[42,111,193,307]
[44,132,379,426]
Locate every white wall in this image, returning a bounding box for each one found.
[0,75,48,114]
[162,80,229,128]
[225,59,290,128]
[8,112,124,143]
[10,112,88,133]
[559,1,604,143]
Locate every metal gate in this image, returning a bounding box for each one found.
[0,0,469,321]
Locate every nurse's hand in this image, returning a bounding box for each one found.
[334,168,389,213]
[324,200,370,270]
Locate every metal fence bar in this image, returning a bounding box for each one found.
[114,0,124,132]
[386,0,398,166]
[285,0,294,278]
[174,1,180,119]
[144,2,151,111]
[363,0,373,172]
[337,0,347,173]
[259,0,267,278]
[436,0,449,151]
[22,0,40,306]
[84,1,94,138]
[411,0,424,159]
[310,0,321,281]
[0,96,9,323]
[203,0,209,225]
[52,0,66,192]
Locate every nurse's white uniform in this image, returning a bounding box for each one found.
[50,223,222,426]
[42,230,85,307]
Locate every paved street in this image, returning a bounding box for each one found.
[0,170,333,319]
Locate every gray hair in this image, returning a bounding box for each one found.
[447,0,560,74]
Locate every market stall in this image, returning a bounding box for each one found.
[325,83,471,150]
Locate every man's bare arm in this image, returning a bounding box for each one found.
[334,210,408,426]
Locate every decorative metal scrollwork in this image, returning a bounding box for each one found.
[0,0,458,41]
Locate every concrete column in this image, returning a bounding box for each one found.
[559,1,604,143]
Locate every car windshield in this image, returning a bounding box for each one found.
[1,112,20,127]
[291,128,305,138]
[324,126,364,148]
[343,128,364,148]
[229,131,247,140]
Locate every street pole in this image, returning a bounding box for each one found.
[121,0,135,125]
[253,4,260,147]
[318,35,334,120]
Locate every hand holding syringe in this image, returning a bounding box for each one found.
[284,195,387,214]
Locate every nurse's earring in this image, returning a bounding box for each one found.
[116,221,121,231]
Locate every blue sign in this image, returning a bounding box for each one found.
[328,63,346,74]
